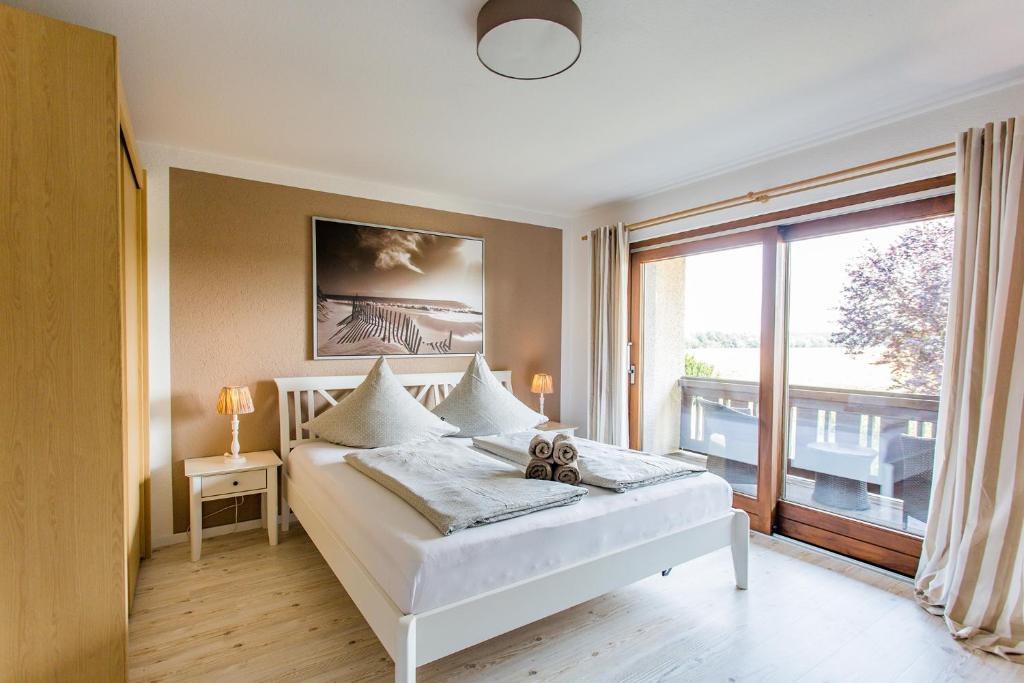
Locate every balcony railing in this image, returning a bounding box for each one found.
[678,376,939,498]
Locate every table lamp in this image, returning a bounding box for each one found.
[531,373,553,415]
[217,385,254,463]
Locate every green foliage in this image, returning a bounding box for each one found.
[685,331,758,348]
[831,219,953,394]
[684,331,832,348]
[684,353,718,378]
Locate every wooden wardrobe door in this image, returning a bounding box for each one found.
[2,5,129,677]
[121,138,149,611]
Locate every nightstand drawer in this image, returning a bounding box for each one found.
[201,469,267,497]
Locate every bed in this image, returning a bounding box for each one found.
[275,372,749,683]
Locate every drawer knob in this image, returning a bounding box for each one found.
[233,480,239,486]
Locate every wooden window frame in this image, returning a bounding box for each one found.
[627,176,954,574]
[775,191,953,575]
[630,229,782,534]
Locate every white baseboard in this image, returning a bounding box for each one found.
[152,512,299,549]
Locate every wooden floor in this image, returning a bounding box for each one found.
[129,528,1021,682]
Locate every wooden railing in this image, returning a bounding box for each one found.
[678,376,940,494]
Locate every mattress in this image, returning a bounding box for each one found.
[287,439,733,614]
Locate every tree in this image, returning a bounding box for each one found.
[685,330,758,348]
[684,353,718,378]
[831,219,953,394]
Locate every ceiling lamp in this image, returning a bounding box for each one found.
[477,0,582,80]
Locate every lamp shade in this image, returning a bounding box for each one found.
[531,373,553,395]
[477,0,582,80]
[217,385,254,415]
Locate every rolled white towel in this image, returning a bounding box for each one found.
[551,433,579,466]
[529,434,554,461]
[525,458,553,481]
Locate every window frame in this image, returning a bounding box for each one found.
[626,176,955,574]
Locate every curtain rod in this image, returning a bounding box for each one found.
[581,142,956,241]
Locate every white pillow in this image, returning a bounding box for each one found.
[307,357,458,447]
[432,353,547,437]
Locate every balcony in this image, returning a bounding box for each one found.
[676,376,939,535]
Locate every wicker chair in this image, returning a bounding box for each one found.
[695,397,758,487]
[887,434,937,528]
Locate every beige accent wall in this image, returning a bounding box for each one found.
[170,169,562,532]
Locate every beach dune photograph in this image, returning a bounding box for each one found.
[313,218,484,358]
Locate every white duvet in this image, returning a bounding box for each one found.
[473,431,705,491]
[287,439,733,614]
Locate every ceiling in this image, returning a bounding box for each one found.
[12,0,1024,219]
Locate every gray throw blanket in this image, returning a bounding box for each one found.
[472,432,705,493]
[346,440,587,535]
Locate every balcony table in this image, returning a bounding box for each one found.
[801,442,876,511]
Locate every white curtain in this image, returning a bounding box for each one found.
[589,223,629,446]
[915,116,1024,662]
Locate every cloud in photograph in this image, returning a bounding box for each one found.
[316,220,484,310]
[357,229,425,273]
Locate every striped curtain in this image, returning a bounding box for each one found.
[589,223,629,446]
[915,117,1024,661]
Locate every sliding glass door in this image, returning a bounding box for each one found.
[775,205,954,573]
[631,232,782,531]
[629,193,954,573]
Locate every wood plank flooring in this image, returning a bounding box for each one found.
[129,528,1021,682]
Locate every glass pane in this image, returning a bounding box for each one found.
[640,244,763,496]
[783,217,953,534]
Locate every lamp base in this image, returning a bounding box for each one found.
[224,414,245,463]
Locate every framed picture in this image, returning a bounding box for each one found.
[312,217,485,359]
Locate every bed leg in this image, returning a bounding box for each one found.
[395,615,417,683]
[731,509,750,590]
[280,482,290,533]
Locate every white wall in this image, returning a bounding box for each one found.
[641,258,687,454]
[142,143,567,547]
[560,81,1024,438]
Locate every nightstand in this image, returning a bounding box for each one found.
[184,450,282,561]
[539,421,577,436]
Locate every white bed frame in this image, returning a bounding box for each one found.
[275,371,749,683]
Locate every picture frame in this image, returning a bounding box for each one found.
[312,217,485,359]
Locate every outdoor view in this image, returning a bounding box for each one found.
[676,219,952,393]
[782,217,952,534]
[641,243,763,497]
[640,216,953,533]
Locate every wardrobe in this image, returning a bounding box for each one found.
[0,5,150,680]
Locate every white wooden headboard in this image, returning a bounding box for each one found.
[273,371,513,461]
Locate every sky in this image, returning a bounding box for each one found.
[678,221,929,338]
[681,244,762,336]
[315,220,484,310]
[788,226,904,336]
